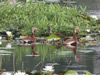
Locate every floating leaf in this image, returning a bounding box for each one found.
[84,71,92,75]
[31,70,37,74]
[47,34,60,39]
[47,34,61,41]
[64,70,78,75]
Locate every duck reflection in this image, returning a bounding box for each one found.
[6,43,12,48]
[63,44,80,62]
[31,44,39,58]
[19,43,39,58]
[0,41,2,45]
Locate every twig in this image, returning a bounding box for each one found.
[33,61,41,70]
[64,60,72,71]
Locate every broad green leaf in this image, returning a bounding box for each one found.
[64,70,78,75]
[47,34,61,41]
[84,71,92,75]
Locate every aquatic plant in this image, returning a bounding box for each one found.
[84,71,92,75]
[43,65,54,72]
[64,70,78,75]
[0,1,99,37]
[64,70,92,75]
[13,71,28,75]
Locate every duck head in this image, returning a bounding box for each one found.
[32,27,39,33]
[74,27,80,30]
[74,27,80,34]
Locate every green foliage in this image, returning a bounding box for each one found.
[0,1,100,37]
[64,70,78,75]
[80,6,87,13]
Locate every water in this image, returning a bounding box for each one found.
[75,0,100,18]
[0,38,100,75]
[44,0,100,18]
[0,0,100,74]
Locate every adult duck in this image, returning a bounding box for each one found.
[20,26,39,44]
[63,27,80,46]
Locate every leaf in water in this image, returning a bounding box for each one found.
[47,34,61,42]
[31,70,37,74]
[84,71,92,75]
[64,70,78,75]
[47,34,60,39]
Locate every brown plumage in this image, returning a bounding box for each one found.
[20,27,39,43]
[63,27,80,47]
[63,27,80,62]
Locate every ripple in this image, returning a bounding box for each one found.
[0,50,12,53]
[67,64,86,68]
[25,54,40,56]
[55,51,73,55]
[45,63,59,66]
[0,54,11,55]
[79,50,94,53]
[0,47,15,49]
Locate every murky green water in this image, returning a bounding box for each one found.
[0,39,100,74]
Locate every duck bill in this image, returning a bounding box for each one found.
[77,27,80,30]
[35,28,39,30]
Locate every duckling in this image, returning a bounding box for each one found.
[49,39,62,45]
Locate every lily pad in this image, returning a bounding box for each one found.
[84,71,92,75]
[47,34,61,41]
[64,70,78,75]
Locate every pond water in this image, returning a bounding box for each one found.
[75,0,100,18]
[0,37,100,75]
[0,0,100,74]
[45,0,100,18]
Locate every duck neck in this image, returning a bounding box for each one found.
[73,28,77,40]
[8,36,11,40]
[32,44,36,50]
[32,32,36,42]
[73,48,77,62]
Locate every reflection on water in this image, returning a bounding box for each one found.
[76,0,100,18]
[76,0,100,10]
[0,39,100,74]
[0,0,100,74]
[60,0,100,18]
[0,41,2,45]
[44,0,60,3]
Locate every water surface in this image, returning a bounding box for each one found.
[0,39,100,74]
[76,0,100,18]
